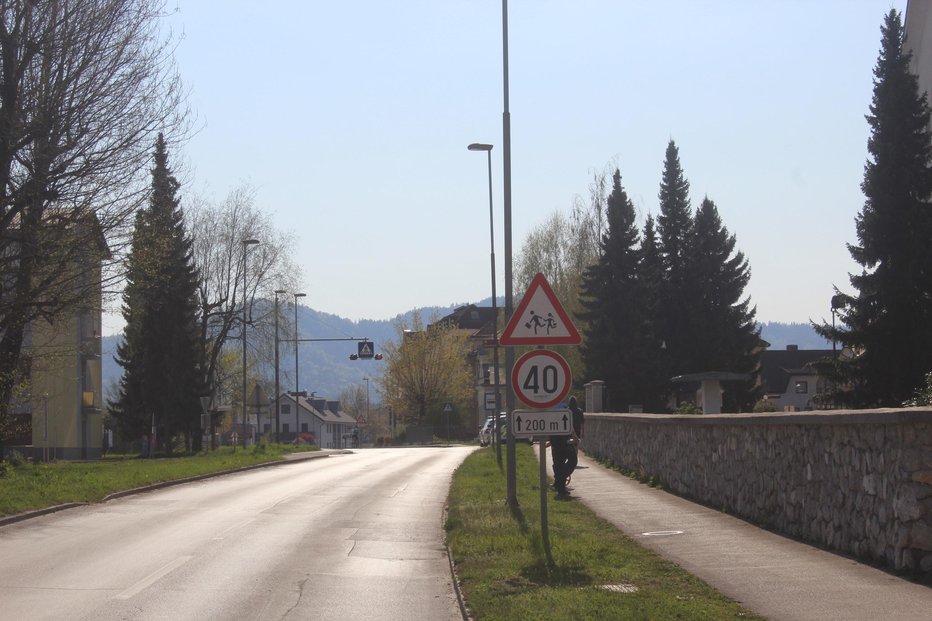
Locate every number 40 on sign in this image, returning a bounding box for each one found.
[511,349,571,409]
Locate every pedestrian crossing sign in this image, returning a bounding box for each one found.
[500,272,581,346]
[358,341,375,359]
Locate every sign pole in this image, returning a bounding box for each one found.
[540,437,552,563]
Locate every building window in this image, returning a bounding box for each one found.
[301,423,308,432]
[263,424,270,433]
[281,404,291,414]
[795,381,808,394]
[283,424,290,433]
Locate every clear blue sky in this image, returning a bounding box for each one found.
[110,0,908,333]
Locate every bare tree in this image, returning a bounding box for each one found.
[0,0,187,446]
[187,185,300,406]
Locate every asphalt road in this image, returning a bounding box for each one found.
[0,446,475,621]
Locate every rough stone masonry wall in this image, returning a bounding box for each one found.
[581,409,932,574]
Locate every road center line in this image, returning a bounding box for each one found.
[213,518,255,540]
[114,555,192,600]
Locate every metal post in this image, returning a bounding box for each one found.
[242,239,259,450]
[502,0,517,507]
[274,289,285,442]
[468,142,502,468]
[294,292,306,439]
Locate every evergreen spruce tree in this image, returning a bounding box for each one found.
[685,197,761,410]
[111,135,205,452]
[634,215,668,411]
[656,140,697,376]
[817,10,932,407]
[579,169,642,411]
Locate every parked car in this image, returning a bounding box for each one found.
[478,414,515,446]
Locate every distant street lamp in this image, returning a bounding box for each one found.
[468,142,502,467]
[274,289,286,442]
[294,292,307,438]
[363,376,370,427]
[241,238,260,450]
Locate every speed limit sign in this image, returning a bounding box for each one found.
[511,350,571,408]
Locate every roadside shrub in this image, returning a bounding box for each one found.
[6,450,26,467]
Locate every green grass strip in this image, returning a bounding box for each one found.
[446,445,764,620]
[0,444,314,516]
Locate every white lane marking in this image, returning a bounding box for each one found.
[115,555,193,600]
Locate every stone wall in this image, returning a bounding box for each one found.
[581,409,932,574]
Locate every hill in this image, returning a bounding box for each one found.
[102,308,830,404]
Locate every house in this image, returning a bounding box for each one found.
[7,212,109,460]
[435,305,502,431]
[275,393,357,449]
[759,345,836,411]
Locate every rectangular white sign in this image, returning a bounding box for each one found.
[510,409,572,438]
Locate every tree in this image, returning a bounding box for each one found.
[579,169,643,411]
[0,0,186,451]
[186,186,300,409]
[515,165,607,381]
[684,197,761,410]
[816,9,932,407]
[380,313,473,427]
[656,140,697,377]
[634,215,668,412]
[110,135,204,452]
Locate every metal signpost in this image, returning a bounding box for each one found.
[499,272,581,560]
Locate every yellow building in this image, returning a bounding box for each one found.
[10,214,108,461]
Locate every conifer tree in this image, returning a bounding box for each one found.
[634,215,668,411]
[111,135,205,451]
[685,197,761,410]
[579,169,642,410]
[656,140,696,376]
[817,10,932,407]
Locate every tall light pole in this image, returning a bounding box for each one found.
[363,376,370,441]
[502,0,517,507]
[293,292,307,438]
[241,238,260,451]
[274,289,286,443]
[468,142,503,467]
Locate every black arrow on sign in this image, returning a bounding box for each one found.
[562,414,568,430]
[515,415,523,432]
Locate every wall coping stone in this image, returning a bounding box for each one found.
[587,408,932,426]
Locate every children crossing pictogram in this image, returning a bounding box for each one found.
[500,273,581,346]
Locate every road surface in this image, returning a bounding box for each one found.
[0,446,475,621]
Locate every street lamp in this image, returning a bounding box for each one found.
[363,376,370,428]
[501,0,517,507]
[241,238,260,451]
[468,142,503,467]
[274,289,286,442]
[294,292,307,438]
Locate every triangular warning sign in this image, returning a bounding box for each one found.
[358,341,374,358]
[500,273,581,346]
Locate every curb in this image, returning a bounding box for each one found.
[0,450,335,528]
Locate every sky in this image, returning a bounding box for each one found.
[104,0,910,333]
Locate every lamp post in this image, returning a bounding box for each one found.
[274,289,286,442]
[501,0,517,507]
[293,292,306,438]
[468,142,503,467]
[363,376,370,424]
[241,239,260,451]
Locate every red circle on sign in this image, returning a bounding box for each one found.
[511,350,572,408]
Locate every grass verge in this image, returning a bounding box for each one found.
[0,443,315,517]
[445,444,764,621]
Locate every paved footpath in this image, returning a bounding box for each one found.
[568,451,932,621]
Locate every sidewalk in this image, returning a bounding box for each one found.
[568,452,932,621]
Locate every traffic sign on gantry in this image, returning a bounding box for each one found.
[499,272,581,346]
